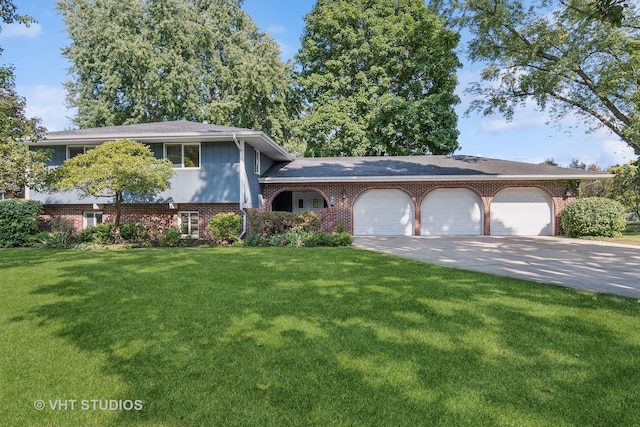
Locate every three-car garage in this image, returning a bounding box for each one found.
[261,155,610,237]
[352,187,554,237]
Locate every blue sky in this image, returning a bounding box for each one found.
[1,0,636,167]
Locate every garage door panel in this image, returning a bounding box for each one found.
[491,188,553,236]
[421,189,483,235]
[354,190,414,236]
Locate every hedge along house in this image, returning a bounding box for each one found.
[27,121,293,238]
[27,120,610,237]
[261,156,612,236]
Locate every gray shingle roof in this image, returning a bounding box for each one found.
[44,120,253,138]
[261,155,611,182]
[36,120,293,161]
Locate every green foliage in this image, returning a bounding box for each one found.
[606,161,640,218]
[160,226,182,247]
[247,211,321,237]
[119,222,147,241]
[442,0,640,155]
[561,197,626,237]
[52,139,174,229]
[75,223,115,244]
[245,210,351,247]
[0,199,43,246]
[296,0,460,156]
[207,212,242,243]
[0,70,50,194]
[57,0,299,153]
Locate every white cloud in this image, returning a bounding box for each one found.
[599,139,637,166]
[21,85,74,132]
[480,115,548,132]
[0,22,42,39]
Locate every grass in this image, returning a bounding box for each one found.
[599,221,640,245]
[1,247,639,426]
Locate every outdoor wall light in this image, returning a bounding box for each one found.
[342,188,347,199]
[168,202,176,210]
[329,195,336,207]
[92,203,103,210]
[564,186,575,199]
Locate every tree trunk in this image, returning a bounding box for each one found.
[114,190,123,230]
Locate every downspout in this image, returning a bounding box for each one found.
[233,134,248,238]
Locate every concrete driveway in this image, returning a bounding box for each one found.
[354,236,640,298]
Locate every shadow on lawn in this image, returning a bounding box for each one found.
[22,248,640,426]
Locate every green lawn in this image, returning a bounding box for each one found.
[2,247,639,426]
[600,221,640,245]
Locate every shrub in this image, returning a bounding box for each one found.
[323,232,353,247]
[0,200,44,247]
[208,213,242,243]
[247,211,321,236]
[76,223,115,244]
[561,197,626,237]
[160,226,182,247]
[119,222,147,241]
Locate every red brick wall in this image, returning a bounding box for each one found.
[262,180,577,236]
[42,203,241,239]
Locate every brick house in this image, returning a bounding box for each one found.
[27,120,610,237]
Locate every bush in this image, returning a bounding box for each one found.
[76,223,115,244]
[119,222,147,241]
[160,226,182,247]
[561,197,626,237]
[0,199,43,247]
[244,229,352,248]
[208,213,242,243]
[247,211,321,236]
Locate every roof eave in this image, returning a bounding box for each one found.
[32,130,293,162]
[259,174,614,184]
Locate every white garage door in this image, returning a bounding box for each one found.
[421,189,483,235]
[490,188,553,236]
[353,189,414,236]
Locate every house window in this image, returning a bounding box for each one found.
[83,212,103,229]
[178,211,199,238]
[0,193,7,200]
[165,143,200,168]
[68,146,94,159]
[254,149,261,174]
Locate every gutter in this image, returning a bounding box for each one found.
[260,174,614,184]
[233,134,248,239]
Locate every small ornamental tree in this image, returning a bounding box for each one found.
[53,139,174,229]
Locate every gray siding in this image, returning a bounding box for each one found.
[34,145,66,167]
[244,144,274,208]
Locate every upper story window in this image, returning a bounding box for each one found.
[165,143,200,168]
[67,146,94,159]
[254,149,261,174]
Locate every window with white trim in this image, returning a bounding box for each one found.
[83,212,103,229]
[68,146,95,159]
[254,149,261,174]
[0,193,7,200]
[165,143,200,168]
[178,211,199,238]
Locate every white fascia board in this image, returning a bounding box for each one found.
[259,174,614,184]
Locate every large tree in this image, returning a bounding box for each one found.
[0,1,49,194]
[57,0,299,152]
[53,139,174,229]
[295,0,461,157]
[440,0,640,155]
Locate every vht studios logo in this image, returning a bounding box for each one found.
[34,399,143,411]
